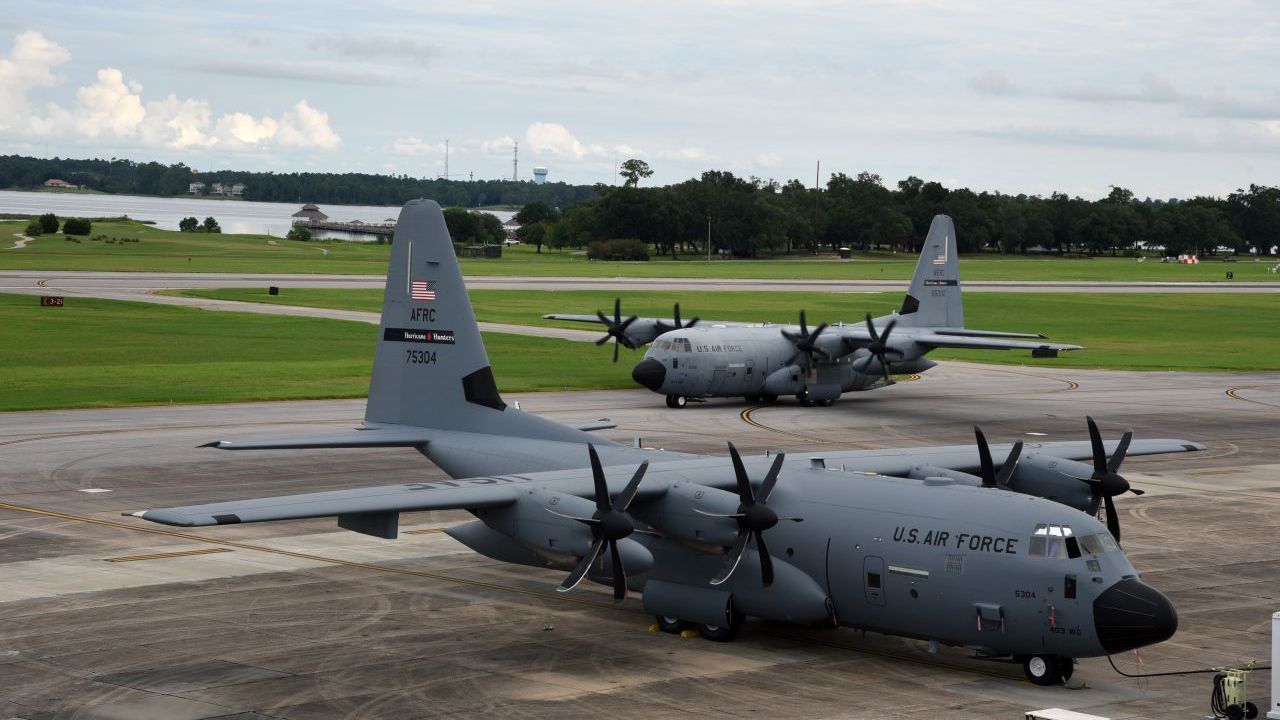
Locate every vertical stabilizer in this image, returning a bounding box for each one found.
[898,214,963,328]
[364,200,595,443]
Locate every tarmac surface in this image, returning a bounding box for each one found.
[1,362,1278,719]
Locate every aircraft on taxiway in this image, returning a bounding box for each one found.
[547,215,1082,408]
[130,200,1192,686]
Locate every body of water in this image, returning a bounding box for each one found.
[0,190,513,238]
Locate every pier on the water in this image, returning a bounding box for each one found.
[293,219,395,237]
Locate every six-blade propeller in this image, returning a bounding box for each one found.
[595,297,640,362]
[696,443,801,587]
[850,313,902,386]
[973,425,1024,489]
[1079,416,1143,542]
[781,310,830,366]
[549,445,649,601]
[653,302,699,335]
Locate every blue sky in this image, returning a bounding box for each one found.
[2,1,1279,198]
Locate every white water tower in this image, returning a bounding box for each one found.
[533,166,549,184]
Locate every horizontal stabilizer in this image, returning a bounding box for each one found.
[200,427,433,450]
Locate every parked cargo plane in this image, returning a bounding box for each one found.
[130,200,1193,686]
[547,215,1081,407]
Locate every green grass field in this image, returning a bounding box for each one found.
[174,288,1280,372]
[0,293,637,412]
[4,219,1278,281]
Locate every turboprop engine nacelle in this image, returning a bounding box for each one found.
[631,482,741,550]
[1008,453,1096,512]
[763,365,805,396]
[906,465,982,486]
[478,489,655,573]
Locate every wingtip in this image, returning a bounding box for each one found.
[122,510,147,519]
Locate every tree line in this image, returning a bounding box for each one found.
[0,155,596,209]
[4,153,1278,257]
[531,170,1280,258]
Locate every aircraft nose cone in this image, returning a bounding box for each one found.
[631,358,666,392]
[1093,578,1178,654]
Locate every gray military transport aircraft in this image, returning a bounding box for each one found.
[547,215,1082,408]
[129,200,1198,686]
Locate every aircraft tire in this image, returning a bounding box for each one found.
[671,395,688,409]
[665,395,676,408]
[744,394,760,403]
[1059,657,1074,682]
[818,399,834,407]
[1021,654,1064,686]
[696,620,741,642]
[761,394,778,404]
[797,388,813,407]
[656,615,692,634]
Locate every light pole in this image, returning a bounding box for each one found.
[706,214,712,262]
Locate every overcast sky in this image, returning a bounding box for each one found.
[2,1,1278,198]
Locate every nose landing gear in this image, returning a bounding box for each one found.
[1022,654,1075,685]
[665,395,688,409]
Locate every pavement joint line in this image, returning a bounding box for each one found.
[104,546,232,562]
[0,498,1031,684]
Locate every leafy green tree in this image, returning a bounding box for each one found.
[516,222,546,253]
[619,159,653,188]
[37,213,58,233]
[179,216,199,232]
[24,220,42,236]
[286,226,312,242]
[202,216,221,233]
[515,201,558,226]
[62,217,91,235]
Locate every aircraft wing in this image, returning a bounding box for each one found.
[907,333,1083,353]
[832,327,1081,356]
[129,479,523,527]
[541,314,747,347]
[826,439,1205,477]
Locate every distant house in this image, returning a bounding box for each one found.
[188,182,206,194]
[210,183,225,195]
[291,203,329,224]
[43,178,78,189]
[229,183,246,196]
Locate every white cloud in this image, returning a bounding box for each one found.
[275,100,341,149]
[0,30,70,129]
[526,122,597,159]
[479,135,515,155]
[676,146,706,160]
[0,31,341,152]
[755,151,781,167]
[73,67,146,137]
[392,136,446,156]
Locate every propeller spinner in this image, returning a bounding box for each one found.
[594,297,639,363]
[548,445,649,601]
[1079,416,1144,542]
[781,310,830,366]
[695,443,801,587]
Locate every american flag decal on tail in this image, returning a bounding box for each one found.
[410,280,437,301]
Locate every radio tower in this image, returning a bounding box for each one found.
[512,141,518,181]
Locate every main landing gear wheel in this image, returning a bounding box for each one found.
[656,615,692,634]
[797,388,814,407]
[817,399,834,407]
[761,394,778,404]
[1021,654,1069,686]
[696,621,741,642]
[665,395,688,409]
[744,394,760,403]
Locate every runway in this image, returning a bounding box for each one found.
[3,269,1279,293]
[1,362,1277,719]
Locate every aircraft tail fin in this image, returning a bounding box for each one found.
[898,214,963,328]
[361,200,595,444]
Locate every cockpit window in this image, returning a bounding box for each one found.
[1031,524,1119,559]
[1028,524,1075,559]
[1080,532,1121,555]
[668,338,692,353]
